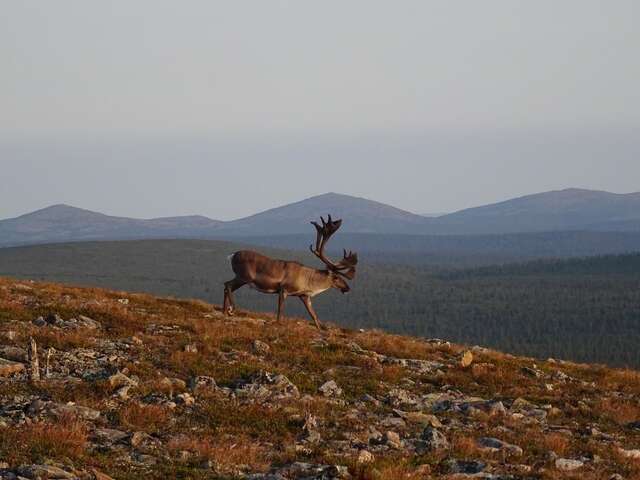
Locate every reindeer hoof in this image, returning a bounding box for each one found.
[226,306,234,316]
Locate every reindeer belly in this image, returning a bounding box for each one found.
[248,272,282,294]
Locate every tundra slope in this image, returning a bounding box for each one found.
[0,277,639,479]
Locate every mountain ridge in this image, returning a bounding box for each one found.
[2,188,640,246]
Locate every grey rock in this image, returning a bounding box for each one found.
[318,380,342,397]
[0,358,25,377]
[383,431,402,449]
[49,402,101,421]
[107,371,138,389]
[555,458,584,471]
[188,375,218,392]
[78,315,101,329]
[419,427,449,451]
[444,459,486,474]
[16,464,76,479]
[31,317,46,327]
[252,339,271,355]
[0,346,28,362]
[92,428,129,444]
[477,437,523,456]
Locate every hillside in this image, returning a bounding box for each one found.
[0,278,639,479]
[4,189,640,248]
[0,204,223,247]
[435,188,640,234]
[1,240,639,367]
[219,193,430,235]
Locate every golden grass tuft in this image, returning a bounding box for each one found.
[117,403,171,433]
[167,434,270,472]
[0,415,88,464]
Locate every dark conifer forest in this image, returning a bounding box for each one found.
[1,240,639,367]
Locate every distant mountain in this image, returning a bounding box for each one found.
[2,188,640,247]
[0,204,223,246]
[433,188,640,234]
[219,192,430,235]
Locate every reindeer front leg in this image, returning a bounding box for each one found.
[276,288,287,321]
[300,295,322,329]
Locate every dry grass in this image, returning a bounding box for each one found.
[543,433,571,456]
[167,434,270,472]
[2,276,640,479]
[0,415,88,464]
[117,403,171,433]
[595,397,640,425]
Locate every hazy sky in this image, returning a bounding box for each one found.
[1,1,639,220]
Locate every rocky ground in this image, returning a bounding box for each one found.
[0,278,639,479]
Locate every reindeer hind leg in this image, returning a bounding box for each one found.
[223,278,246,316]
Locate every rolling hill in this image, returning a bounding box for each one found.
[434,188,640,234]
[0,204,223,246]
[2,189,640,248]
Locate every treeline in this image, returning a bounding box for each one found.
[0,239,639,367]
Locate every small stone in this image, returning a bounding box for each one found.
[489,401,507,416]
[116,385,131,400]
[477,437,523,456]
[0,357,25,377]
[419,427,449,451]
[176,392,195,406]
[49,402,101,421]
[394,409,442,427]
[619,448,640,460]
[0,345,28,362]
[108,371,138,389]
[384,431,402,449]
[17,464,76,479]
[252,339,271,355]
[460,350,474,368]
[32,316,47,327]
[92,469,115,480]
[183,343,198,353]
[159,377,187,392]
[188,375,218,392]
[357,450,375,464]
[45,313,64,325]
[555,458,584,471]
[78,315,101,329]
[93,428,129,444]
[318,380,342,397]
[445,459,486,474]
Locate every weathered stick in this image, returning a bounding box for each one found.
[28,337,40,381]
[45,347,54,378]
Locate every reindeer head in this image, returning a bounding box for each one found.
[309,215,358,292]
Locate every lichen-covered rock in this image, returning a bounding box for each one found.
[318,380,342,398]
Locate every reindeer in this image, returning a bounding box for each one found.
[223,215,357,329]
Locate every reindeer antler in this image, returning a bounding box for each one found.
[309,215,358,279]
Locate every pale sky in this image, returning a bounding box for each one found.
[1,1,639,220]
